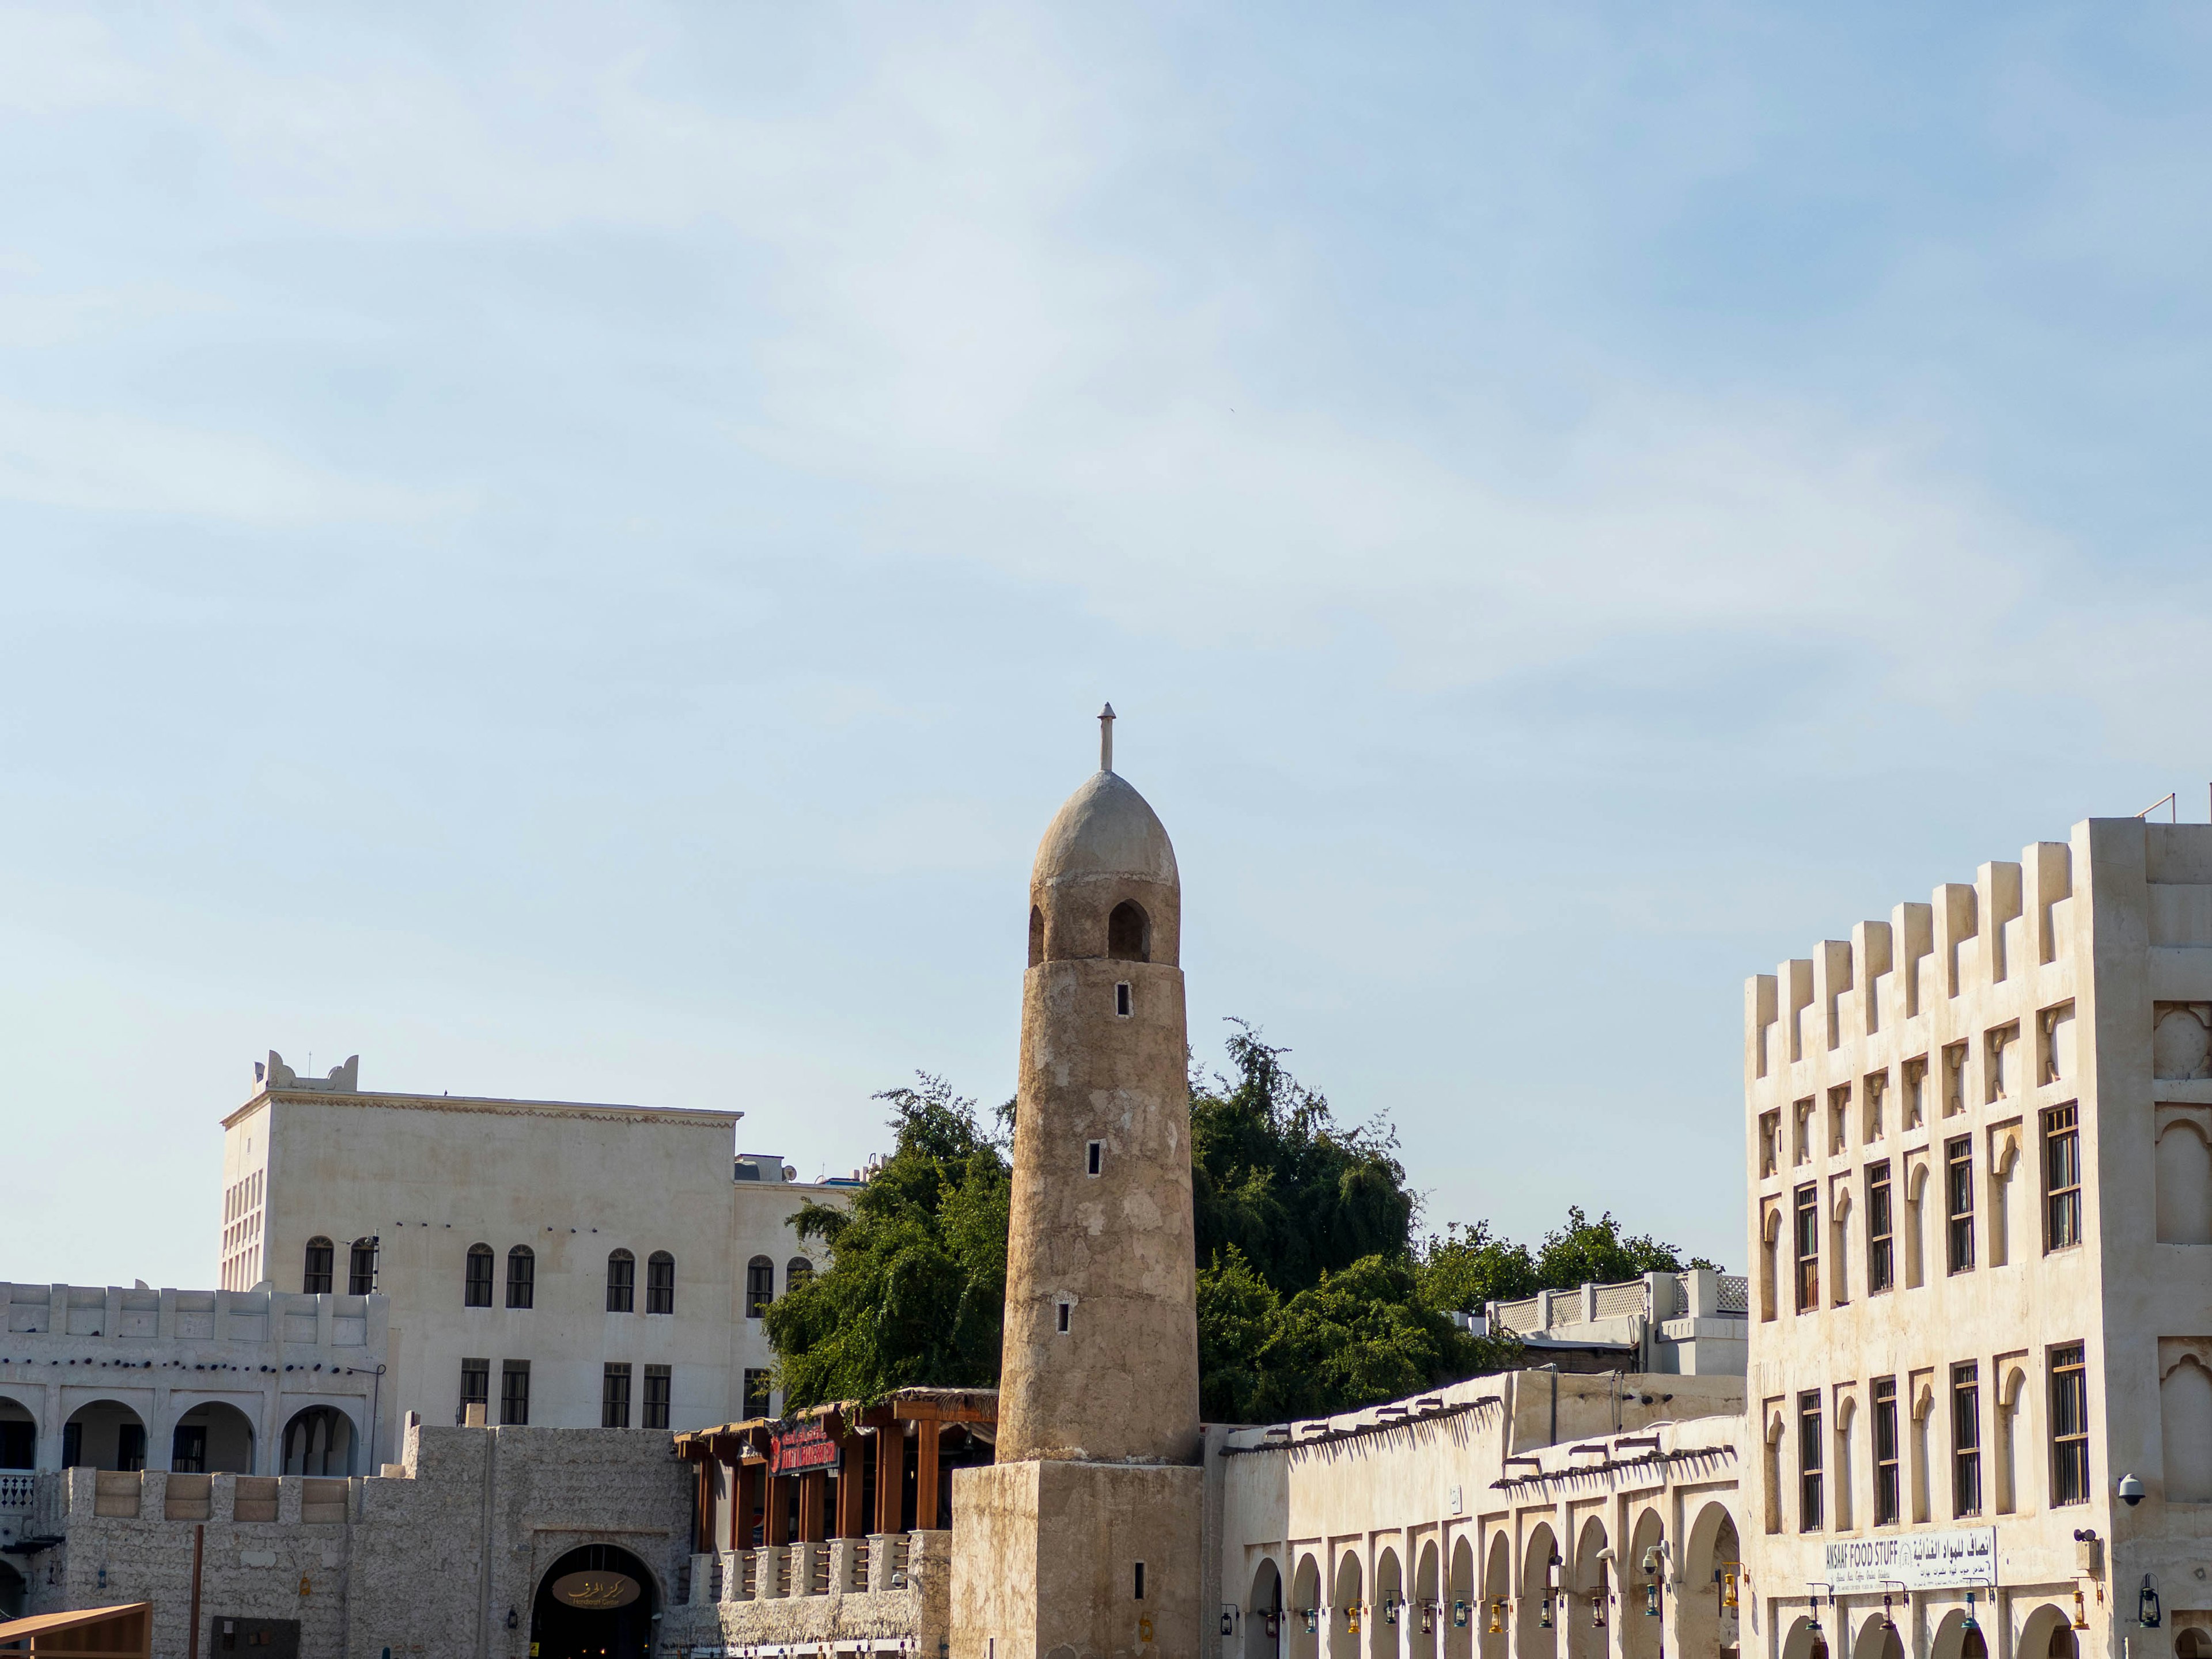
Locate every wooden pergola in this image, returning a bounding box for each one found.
[0,1604,153,1659]
[675,1387,996,1555]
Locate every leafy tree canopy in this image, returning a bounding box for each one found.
[1415,1207,1720,1317]
[764,1076,1010,1409]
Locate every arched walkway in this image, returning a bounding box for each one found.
[1930,1608,1990,1659]
[1567,1516,1609,1659]
[170,1401,256,1474]
[1519,1524,1561,1659]
[281,1404,357,1475]
[531,1543,659,1659]
[1620,1510,1665,1659]
[1851,1609,1905,1659]
[1331,1552,1365,1659]
[1411,1540,1440,1659]
[1372,1549,1404,1659]
[0,1394,35,1469]
[2017,1604,2077,1659]
[1781,1615,1831,1659]
[1447,1535,1478,1659]
[1249,1558,1285,1659]
[1478,1532,1510,1659]
[63,1399,146,1470]
[1680,1501,1741,1659]
[0,1559,25,1620]
[1292,1554,1323,1659]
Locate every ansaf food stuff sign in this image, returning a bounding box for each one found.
[768,1419,840,1475]
[1824,1528,1997,1592]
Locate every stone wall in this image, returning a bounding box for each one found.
[660,1530,946,1652]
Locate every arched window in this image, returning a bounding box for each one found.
[347,1237,377,1296]
[464,1244,494,1308]
[1028,906,1045,967]
[302,1237,334,1296]
[506,1245,535,1310]
[745,1256,774,1319]
[786,1257,814,1292]
[1108,900,1150,963]
[646,1251,675,1316]
[606,1249,635,1313]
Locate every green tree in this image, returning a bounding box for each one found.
[1191,1023,1414,1296]
[764,1077,1010,1409]
[1414,1220,1540,1315]
[1531,1206,1718,1289]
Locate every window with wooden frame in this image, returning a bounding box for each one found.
[2050,1343,2089,1506]
[1946,1138,1975,1273]
[1794,1184,1820,1312]
[1867,1161,1895,1294]
[2044,1105,2082,1252]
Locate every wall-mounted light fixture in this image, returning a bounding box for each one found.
[2141,1576,2164,1629]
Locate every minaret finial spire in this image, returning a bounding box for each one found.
[1099,703,1115,773]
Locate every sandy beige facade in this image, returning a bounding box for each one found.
[218,1056,843,1464]
[1739,818,2212,1659]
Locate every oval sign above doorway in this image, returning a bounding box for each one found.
[551,1571,641,1609]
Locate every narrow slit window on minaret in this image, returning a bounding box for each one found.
[1087,1141,1103,1176]
[1134,1562,1146,1600]
[1057,1300,1072,1334]
[1115,982,1132,1017]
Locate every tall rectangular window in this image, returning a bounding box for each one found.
[742,1368,772,1418]
[501,1359,531,1426]
[643,1363,672,1431]
[2051,1343,2089,1506]
[1946,1137,1976,1273]
[1952,1362,1981,1516]
[506,1247,535,1310]
[1867,1162,1895,1294]
[602,1363,632,1429]
[1798,1391,1824,1531]
[1794,1185,1820,1312]
[646,1253,675,1316]
[606,1251,635,1313]
[302,1237,334,1296]
[459,1358,489,1423]
[2044,1105,2082,1252]
[464,1247,494,1308]
[1873,1377,1900,1525]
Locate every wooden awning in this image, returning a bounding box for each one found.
[0,1602,153,1658]
[676,1386,997,1462]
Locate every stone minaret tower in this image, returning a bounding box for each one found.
[953,709,1205,1659]
[998,703,1200,1466]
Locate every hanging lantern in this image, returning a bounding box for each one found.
[1645,1582,1661,1619]
[1592,1592,1608,1630]
[1540,1597,1552,1632]
[1265,1612,1281,1639]
[1421,1601,1435,1637]
[1881,1596,1895,1633]
[1479,1599,1495,1634]
[1724,1573,1740,1612]
[1964,1593,1979,1635]
[2140,1577,2164,1630]
[1385,1597,1400,1627]
[1304,1609,1319,1637]
[2073,1591,2089,1632]
[1350,1605,1363,1636]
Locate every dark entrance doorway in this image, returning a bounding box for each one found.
[529,1543,658,1659]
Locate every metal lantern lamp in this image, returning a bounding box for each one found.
[1349,1604,1363,1636]
[1592,1592,1607,1630]
[1481,1599,1497,1634]
[1420,1600,1435,1637]
[2141,1575,2164,1629]
[1724,1573,1740,1612]
[1385,1596,1400,1627]
[1964,1592,1979,1635]
[1304,1608,1319,1636]
[1881,1596,1895,1633]
[2072,1591,2089,1631]
[1222,1608,1236,1638]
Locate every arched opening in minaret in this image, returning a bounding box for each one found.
[1108,900,1150,962]
[1029,905,1045,967]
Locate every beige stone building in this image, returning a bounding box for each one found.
[1739,818,2212,1659]
[217,1054,846,1464]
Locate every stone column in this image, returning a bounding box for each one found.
[211,1472,237,1524]
[757,1543,790,1600]
[867,1533,900,1593]
[690,1552,714,1607]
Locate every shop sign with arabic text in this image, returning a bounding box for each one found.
[1823,1527,1996,1592]
[768,1419,840,1475]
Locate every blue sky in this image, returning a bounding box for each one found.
[3,3,2209,1286]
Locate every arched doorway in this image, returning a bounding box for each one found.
[1446,1536,1476,1659]
[1331,1551,1365,1659]
[1680,1501,1742,1659]
[1292,1554,1324,1659]
[0,1559,26,1619]
[531,1543,659,1659]
[281,1405,356,1475]
[1411,1541,1440,1659]
[1372,1549,1403,1659]
[1851,1609,1905,1659]
[1249,1558,1285,1659]
[63,1400,146,1470]
[1478,1533,1510,1659]
[1520,1524,1561,1659]
[1930,1608,1988,1659]
[171,1402,256,1473]
[1620,1509,1665,1659]
[1567,1516,1609,1659]
[1781,1615,1830,1659]
[2017,1605,2075,1659]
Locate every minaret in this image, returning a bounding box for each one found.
[998,703,1200,1465]
[953,710,1205,1659]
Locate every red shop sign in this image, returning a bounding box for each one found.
[768,1420,840,1475]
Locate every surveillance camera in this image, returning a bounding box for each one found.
[2119,1473,2146,1508]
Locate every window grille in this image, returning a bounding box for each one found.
[1794,1185,1820,1312]
[501,1360,531,1426]
[1798,1391,1823,1531]
[506,1246,535,1310]
[1946,1138,1975,1273]
[745,1256,774,1319]
[603,1363,632,1429]
[1867,1162,1894,1293]
[644,1364,672,1431]
[302,1237,334,1296]
[1873,1377,1900,1525]
[2044,1105,2082,1251]
[1952,1362,1982,1516]
[459,1358,489,1423]
[347,1237,377,1296]
[606,1250,635,1313]
[2051,1343,2089,1506]
[464,1245,494,1308]
[647,1251,675,1316]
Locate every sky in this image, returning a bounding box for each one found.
[3,2,2210,1287]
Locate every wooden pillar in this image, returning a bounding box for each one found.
[798,1469,826,1543]
[695,1457,715,1552]
[874,1426,904,1534]
[835,1434,866,1539]
[730,1459,757,1551]
[915,1421,941,1531]
[766,1473,791,1547]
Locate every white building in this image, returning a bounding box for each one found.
[217,1052,847,1464]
